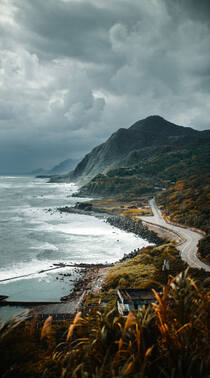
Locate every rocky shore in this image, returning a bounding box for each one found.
[60,266,110,304]
[57,203,109,218]
[106,215,164,245]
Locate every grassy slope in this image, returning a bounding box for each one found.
[83,244,209,309]
[157,174,210,233]
[157,174,210,263]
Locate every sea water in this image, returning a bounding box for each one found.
[0,176,149,321]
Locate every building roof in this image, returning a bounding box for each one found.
[118,288,161,303]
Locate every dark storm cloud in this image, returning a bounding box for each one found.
[165,0,210,25]
[0,0,209,173]
[15,0,114,63]
[13,0,144,64]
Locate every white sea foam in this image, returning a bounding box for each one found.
[0,258,76,283]
[0,260,52,282]
[30,242,59,251]
[26,210,149,264]
[47,222,114,236]
[10,216,22,222]
[0,176,150,305]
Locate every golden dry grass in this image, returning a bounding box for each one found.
[89,197,152,218]
[103,243,184,291]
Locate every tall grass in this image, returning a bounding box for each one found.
[49,271,209,377]
[1,270,208,377]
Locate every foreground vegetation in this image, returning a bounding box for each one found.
[0,270,209,378]
[0,242,209,377]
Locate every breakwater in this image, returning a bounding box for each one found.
[0,262,113,284]
[106,216,164,245]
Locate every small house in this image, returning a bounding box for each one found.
[117,288,161,315]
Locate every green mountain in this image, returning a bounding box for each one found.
[51,115,210,187]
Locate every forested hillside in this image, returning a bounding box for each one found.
[157,174,210,263]
[76,139,210,199]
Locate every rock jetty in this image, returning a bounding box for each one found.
[106,216,163,245]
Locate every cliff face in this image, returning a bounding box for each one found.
[51,115,209,184]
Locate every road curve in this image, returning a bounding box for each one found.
[141,198,210,272]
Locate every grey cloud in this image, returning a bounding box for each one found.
[164,0,210,26]
[0,0,209,174]
[13,0,114,63]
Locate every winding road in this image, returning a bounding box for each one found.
[141,198,210,272]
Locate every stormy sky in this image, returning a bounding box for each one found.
[0,0,210,173]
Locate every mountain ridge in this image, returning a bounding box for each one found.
[50,115,210,185]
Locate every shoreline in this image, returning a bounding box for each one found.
[56,203,164,306]
[1,195,187,315]
[60,266,110,304]
[57,203,164,245]
[57,204,111,219]
[0,262,113,284]
[0,204,152,312]
[55,202,162,304]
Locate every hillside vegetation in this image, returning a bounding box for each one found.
[157,174,210,233]
[83,244,209,309]
[103,243,186,291]
[76,138,209,199]
[157,174,210,263]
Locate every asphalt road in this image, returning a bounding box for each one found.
[141,198,210,272]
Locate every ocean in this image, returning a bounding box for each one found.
[0,176,149,321]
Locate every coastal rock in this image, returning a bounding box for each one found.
[106,216,164,245]
[75,202,93,211]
